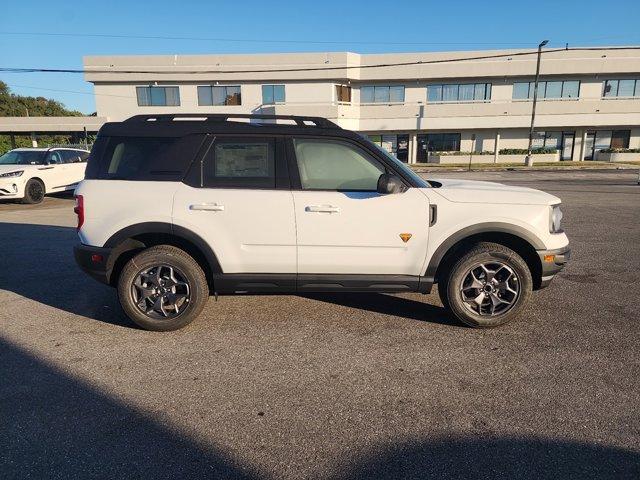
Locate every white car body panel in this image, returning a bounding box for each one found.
[75,180,176,246]
[0,149,88,200]
[292,188,430,275]
[172,184,297,273]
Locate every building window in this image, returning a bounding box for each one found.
[365,134,409,162]
[262,85,285,104]
[336,85,352,103]
[512,80,580,100]
[360,85,405,104]
[427,83,491,103]
[531,131,564,150]
[415,133,461,161]
[603,79,640,98]
[198,85,242,106]
[136,86,180,106]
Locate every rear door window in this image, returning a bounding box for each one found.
[201,138,279,189]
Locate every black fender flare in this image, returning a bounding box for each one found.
[104,222,223,275]
[424,222,546,281]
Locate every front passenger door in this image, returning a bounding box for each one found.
[291,138,430,276]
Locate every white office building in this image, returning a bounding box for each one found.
[84,47,640,163]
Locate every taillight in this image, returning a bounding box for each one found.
[74,195,84,230]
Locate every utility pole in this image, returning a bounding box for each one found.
[525,40,549,167]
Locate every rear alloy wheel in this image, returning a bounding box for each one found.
[444,242,532,328]
[22,179,45,204]
[117,245,209,331]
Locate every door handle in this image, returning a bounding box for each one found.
[189,203,225,212]
[305,205,340,213]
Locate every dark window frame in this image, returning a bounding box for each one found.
[196,135,289,190]
[136,86,181,107]
[427,83,492,103]
[336,84,352,103]
[512,80,581,100]
[197,85,242,106]
[360,85,405,104]
[261,84,286,105]
[290,136,389,193]
[603,79,639,98]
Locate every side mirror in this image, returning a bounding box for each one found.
[377,173,404,195]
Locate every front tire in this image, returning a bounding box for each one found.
[21,179,45,204]
[444,242,533,328]
[117,245,209,331]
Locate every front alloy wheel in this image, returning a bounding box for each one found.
[460,262,520,317]
[443,242,533,328]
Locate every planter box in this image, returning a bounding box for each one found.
[425,152,559,165]
[425,154,494,165]
[595,152,640,162]
[497,153,560,163]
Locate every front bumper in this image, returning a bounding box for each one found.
[0,179,24,198]
[537,245,571,288]
[74,243,113,285]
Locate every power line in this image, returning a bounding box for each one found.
[1,46,638,76]
[5,84,132,98]
[0,30,540,46]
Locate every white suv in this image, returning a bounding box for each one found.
[0,147,89,204]
[74,114,570,331]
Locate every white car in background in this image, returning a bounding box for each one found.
[0,147,90,204]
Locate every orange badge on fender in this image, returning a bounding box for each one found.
[399,233,412,243]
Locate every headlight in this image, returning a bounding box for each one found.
[550,204,563,233]
[0,170,24,178]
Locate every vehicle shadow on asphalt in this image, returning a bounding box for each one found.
[303,293,461,327]
[2,334,637,479]
[0,222,133,328]
[328,436,640,480]
[0,337,261,479]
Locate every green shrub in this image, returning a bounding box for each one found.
[498,148,558,155]
[599,148,640,153]
[430,151,494,156]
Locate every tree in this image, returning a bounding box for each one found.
[0,81,86,153]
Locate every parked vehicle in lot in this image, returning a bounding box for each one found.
[74,114,570,331]
[0,147,90,204]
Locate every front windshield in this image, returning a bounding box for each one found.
[0,150,44,165]
[363,138,430,188]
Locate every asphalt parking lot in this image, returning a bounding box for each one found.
[1,170,639,479]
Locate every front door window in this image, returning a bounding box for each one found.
[293,138,385,191]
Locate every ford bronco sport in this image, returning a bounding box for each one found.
[74,114,569,331]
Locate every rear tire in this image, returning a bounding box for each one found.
[21,179,45,204]
[444,242,533,328]
[117,245,209,331]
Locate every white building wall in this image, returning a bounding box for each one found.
[87,48,640,162]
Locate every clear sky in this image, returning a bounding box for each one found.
[2,0,638,114]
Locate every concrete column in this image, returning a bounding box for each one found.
[409,132,418,164]
[30,133,38,148]
[494,131,501,164]
[579,130,588,161]
[572,130,583,161]
[10,134,16,149]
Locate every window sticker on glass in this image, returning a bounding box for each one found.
[215,144,271,178]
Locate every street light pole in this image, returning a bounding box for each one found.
[525,39,549,167]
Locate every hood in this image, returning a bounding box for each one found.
[430,178,560,206]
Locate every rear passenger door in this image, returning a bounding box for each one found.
[172,136,296,274]
[60,150,89,187]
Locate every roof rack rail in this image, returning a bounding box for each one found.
[124,113,341,129]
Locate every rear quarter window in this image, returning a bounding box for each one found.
[86,135,205,181]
